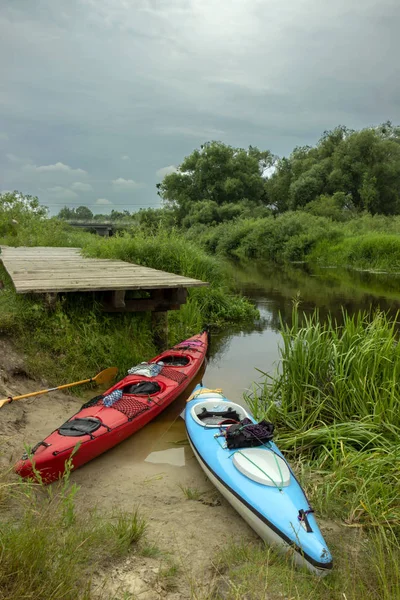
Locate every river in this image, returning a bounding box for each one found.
[205,260,400,402]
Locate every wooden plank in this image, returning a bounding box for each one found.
[11,273,202,283]
[10,270,147,277]
[0,245,209,295]
[14,276,203,286]
[15,283,202,293]
[9,264,165,270]
[10,268,194,277]
[15,280,205,288]
[15,282,205,292]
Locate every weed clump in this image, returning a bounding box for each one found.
[0,460,147,600]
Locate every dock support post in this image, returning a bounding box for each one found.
[44,292,57,310]
[111,290,126,309]
[151,310,168,350]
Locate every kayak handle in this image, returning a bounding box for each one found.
[21,440,51,461]
[298,509,314,533]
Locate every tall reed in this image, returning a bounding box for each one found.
[247,305,400,530]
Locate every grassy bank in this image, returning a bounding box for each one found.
[190,212,400,273]
[249,305,400,528]
[0,224,257,386]
[309,233,400,271]
[220,304,400,600]
[0,462,147,600]
[211,527,399,600]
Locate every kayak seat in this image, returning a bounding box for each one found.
[122,381,161,395]
[157,355,190,367]
[191,400,250,428]
[198,408,241,426]
[59,417,102,437]
[232,448,291,487]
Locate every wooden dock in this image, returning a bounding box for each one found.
[0,246,208,314]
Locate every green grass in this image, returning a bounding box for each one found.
[191,210,400,273]
[139,542,163,558]
[193,212,341,263]
[0,221,257,387]
[0,215,91,249]
[0,464,147,600]
[310,233,400,271]
[81,228,258,329]
[106,509,148,555]
[81,226,224,284]
[158,562,180,591]
[246,304,400,529]
[225,303,400,600]
[0,264,157,385]
[178,483,204,501]
[212,532,400,600]
[255,304,400,429]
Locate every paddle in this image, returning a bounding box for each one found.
[0,366,118,409]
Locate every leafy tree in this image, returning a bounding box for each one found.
[330,128,400,214]
[58,206,94,220]
[136,207,176,231]
[304,192,355,221]
[109,209,131,221]
[58,206,76,219]
[266,124,400,215]
[0,191,48,237]
[74,206,93,220]
[157,141,275,224]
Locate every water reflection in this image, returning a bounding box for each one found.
[204,261,400,401]
[145,447,186,467]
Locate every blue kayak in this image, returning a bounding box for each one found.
[185,385,333,575]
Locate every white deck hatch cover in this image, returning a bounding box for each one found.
[232,448,291,487]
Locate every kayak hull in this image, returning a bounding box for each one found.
[15,331,208,483]
[185,386,333,575]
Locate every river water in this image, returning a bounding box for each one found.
[205,260,400,403]
[79,261,400,476]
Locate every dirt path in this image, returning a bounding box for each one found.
[0,338,258,599]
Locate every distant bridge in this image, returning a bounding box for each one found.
[66,221,133,237]
[65,221,115,237]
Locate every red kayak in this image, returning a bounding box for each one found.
[15,330,208,483]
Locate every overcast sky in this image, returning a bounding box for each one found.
[1,0,399,215]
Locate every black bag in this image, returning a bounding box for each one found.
[225,418,274,449]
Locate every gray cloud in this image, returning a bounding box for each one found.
[72,182,93,191]
[1,0,399,214]
[46,186,78,200]
[6,153,27,164]
[156,165,177,179]
[112,178,144,190]
[27,162,87,175]
[157,126,225,138]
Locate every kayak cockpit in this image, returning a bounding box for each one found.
[156,355,190,367]
[191,400,251,428]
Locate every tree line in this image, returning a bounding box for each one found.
[53,121,400,226]
[156,122,400,227]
